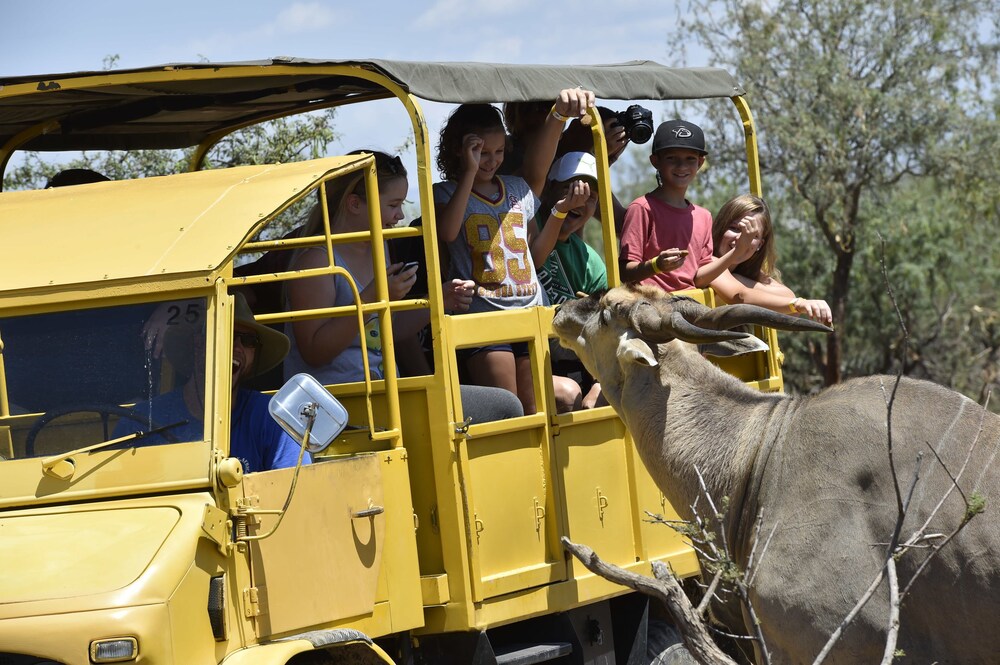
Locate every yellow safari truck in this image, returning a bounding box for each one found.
[0,60,779,664]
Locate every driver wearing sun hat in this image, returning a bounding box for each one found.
[231,292,289,382]
[226,293,310,472]
[118,293,309,473]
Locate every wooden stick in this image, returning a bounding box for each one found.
[561,536,737,665]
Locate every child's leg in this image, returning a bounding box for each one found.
[552,375,583,413]
[514,354,537,415]
[467,349,520,407]
[581,381,605,409]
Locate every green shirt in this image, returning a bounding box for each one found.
[535,216,608,304]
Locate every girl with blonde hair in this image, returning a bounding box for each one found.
[710,194,832,324]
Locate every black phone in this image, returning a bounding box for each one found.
[393,261,419,275]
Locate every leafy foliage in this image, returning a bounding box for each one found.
[3,109,338,240]
[668,0,1000,394]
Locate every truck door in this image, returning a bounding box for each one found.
[240,454,385,637]
[446,309,568,602]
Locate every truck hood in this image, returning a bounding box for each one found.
[0,505,181,604]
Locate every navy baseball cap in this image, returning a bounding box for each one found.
[651,120,707,155]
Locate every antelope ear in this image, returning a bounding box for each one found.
[699,335,770,358]
[617,334,657,367]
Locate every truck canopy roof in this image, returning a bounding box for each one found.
[0,156,361,293]
[0,58,744,152]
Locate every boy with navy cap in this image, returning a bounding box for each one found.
[619,119,760,292]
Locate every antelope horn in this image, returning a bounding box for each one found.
[629,300,748,343]
[666,295,715,320]
[668,311,750,344]
[692,303,833,333]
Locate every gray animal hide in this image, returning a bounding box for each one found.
[552,287,1000,664]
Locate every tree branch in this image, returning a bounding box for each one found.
[561,536,737,665]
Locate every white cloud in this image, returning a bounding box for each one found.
[183,3,340,61]
[414,0,531,30]
[412,0,460,29]
[276,2,336,33]
[406,5,680,67]
[469,37,525,62]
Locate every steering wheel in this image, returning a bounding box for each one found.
[24,403,180,457]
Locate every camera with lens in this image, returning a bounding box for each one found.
[612,104,654,144]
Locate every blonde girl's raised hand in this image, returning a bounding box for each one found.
[730,215,763,264]
[520,87,598,197]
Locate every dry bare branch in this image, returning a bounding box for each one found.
[560,537,737,665]
[879,558,901,665]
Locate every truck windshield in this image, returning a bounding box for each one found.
[0,298,207,460]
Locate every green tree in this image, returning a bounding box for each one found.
[3,108,338,239]
[777,175,1000,400]
[673,0,1000,387]
[4,51,338,200]
[4,108,336,187]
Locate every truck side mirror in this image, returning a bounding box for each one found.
[268,373,349,454]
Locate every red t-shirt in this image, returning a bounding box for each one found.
[619,195,714,292]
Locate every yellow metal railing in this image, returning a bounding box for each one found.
[227,156,409,447]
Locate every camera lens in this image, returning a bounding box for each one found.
[630,122,653,144]
[614,105,654,145]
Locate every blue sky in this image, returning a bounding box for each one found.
[3,1,710,177]
[4,1,692,75]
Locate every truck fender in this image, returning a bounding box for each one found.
[221,630,395,665]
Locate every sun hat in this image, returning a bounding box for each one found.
[651,120,707,155]
[547,151,599,184]
[233,292,290,377]
[161,294,289,378]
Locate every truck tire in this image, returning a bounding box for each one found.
[647,620,697,665]
[651,644,698,665]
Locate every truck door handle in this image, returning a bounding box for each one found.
[352,505,385,518]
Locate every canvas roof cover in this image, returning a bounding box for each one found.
[0,155,365,293]
[0,58,744,152]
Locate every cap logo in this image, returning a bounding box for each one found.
[672,127,693,138]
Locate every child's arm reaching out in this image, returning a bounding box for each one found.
[521,88,596,197]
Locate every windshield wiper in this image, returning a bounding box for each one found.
[40,421,187,480]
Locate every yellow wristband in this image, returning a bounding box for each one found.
[550,206,568,219]
[788,297,801,313]
[550,104,572,122]
[650,257,663,274]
